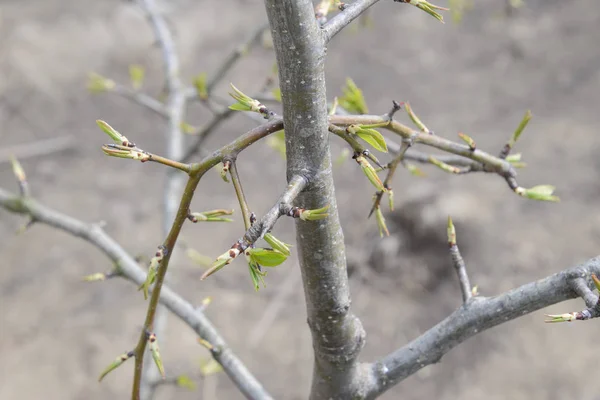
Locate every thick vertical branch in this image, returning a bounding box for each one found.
[264,2,369,399]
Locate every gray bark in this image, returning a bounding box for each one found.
[264,1,370,398]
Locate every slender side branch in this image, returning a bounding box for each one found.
[228,160,252,230]
[0,188,273,400]
[330,114,515,177]
[322,0,383,42]
[134,0,188,397]
[447,216,472,303]
[366,257,600,398]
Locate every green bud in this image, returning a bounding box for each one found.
[387,189,394,211]
[264,233,292,256]
[510,110,532,147]
[98,351,134,382]
[458,132,476,150]
[403,101,430,133]
[447,216,456,246]
[87,72,115,93]
[339,78,369,114]
[83,272,107,282]
[200,248,240,280]
[129,64,145,90]
[356,155,386,191]
[96,120,135,147]
[401,0,449,23]
[219,162,230,183]
[193,72,208,100]
[138,247,165,300]
[189,209,234,223]
[375,207,390,237]
[300,204,330,221]
[101,144,149,161]
[429,156,461,174]
[544,313,577,323]
[148,333,165,379]
[228,83,264,114]
[516,185,560,202]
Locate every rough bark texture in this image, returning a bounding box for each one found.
[264,1,369,398]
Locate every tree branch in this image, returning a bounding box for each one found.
[0,187,273,400]
[134,0,188,397]
[322,0,383,42]
[366,257,600,398]
[265,1,368,399]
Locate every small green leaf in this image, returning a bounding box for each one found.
[544,313,577,323]
[339,78,369,114]
[510,110,532,146]
[517,185,560,202]
[96,120,133,146]
[129,64,145,90]
[246,255,266,291]
[356,155,386,191]
[375,207,390,237]
[148,333,165,379]
[98,351,134,382]
[447,216,456,245]
[87,72,115,93]
[429,156,462,174]
[404,102,430,133]
[356,128,388,153]
[300,204,330,221]
[247,248,288,267]
[264,233,292,257]
[228,102,253,112]
[193,72,208,99]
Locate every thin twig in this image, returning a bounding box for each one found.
[111,84,167,117]
[322,0,383,42]
[133,0,187,398]
[228,160,252,230]
[447,217,472,303]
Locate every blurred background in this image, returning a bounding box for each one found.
[1,0,600,399]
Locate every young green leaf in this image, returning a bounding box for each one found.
[355,128,388,153]
[247,248,288,267]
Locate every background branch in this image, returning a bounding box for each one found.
[135,0,188,397]
[0,187,273,400]
[322,0,383,42]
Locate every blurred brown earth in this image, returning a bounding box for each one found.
[1,1,600,399]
